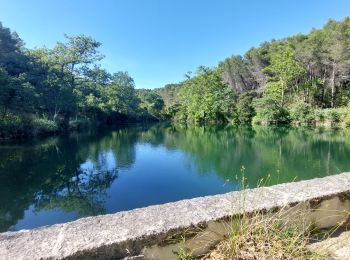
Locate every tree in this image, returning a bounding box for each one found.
[102,72,139,115]
[178,67,236,124]
[0,23,34,115]
[244,46,269,88]
[253,96,291,125]
[219,55,258,93]
[137,89,165,119]
[51,35,104,88]
[237,92,256,124]
[48,35,104,121]
[264,44,306,107]
[0,22,26,75]
[323,19,350,107]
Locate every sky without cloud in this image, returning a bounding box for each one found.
[1,0,350,89]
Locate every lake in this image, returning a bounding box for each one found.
[1,123,350,232]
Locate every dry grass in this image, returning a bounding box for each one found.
[176,170,350,260]
[201,209,324,260]
[176,204,331,260]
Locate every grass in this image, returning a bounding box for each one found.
[176,206,328,260]
[202,208,324,259]
[176,238,196,260]
[175,169,350,260]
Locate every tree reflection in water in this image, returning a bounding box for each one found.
[1,124,350,232]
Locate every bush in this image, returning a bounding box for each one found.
[0,113,24,138]
[322,108,347,125]
[32,118,58,136]
[314,107,348,127]
[253,97,291,125]
[345,102,350,126]
[326,109,341,123]
[236,92,256,124]
[0,114,58,139]
[314,109,326,123]
[289,102,315,125]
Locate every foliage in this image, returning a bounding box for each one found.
[236,92,256,124]
[322,108,346,124]
[164,17,350,127]
[0,22,156,139]
[137,89,165,120]
[3,17,350,136]
[289,101,315,125]
[218,18,350,110]
[0,114,58,138]
[264,44,306,107]
[155,83,181,105]
[253,97,291,125]
[326,109,342,123]
[177,67,236,124]
[345,102,350,126]
[314,109,326,123]
[31,118,59,135]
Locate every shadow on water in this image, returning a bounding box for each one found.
[1,123,350,231]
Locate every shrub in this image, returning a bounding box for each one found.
[315,109,326,123]
[289,102,315,125]
[0,113,24,138]
[253,97,291,125]
[236,92,256,124]
[0,114,58,139]
[345,102,350,126]
[326,109,341,123]
[321,108,347,125]
[32,118,58,136]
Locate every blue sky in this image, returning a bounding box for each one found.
[1,0,350,89]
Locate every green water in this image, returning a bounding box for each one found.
[1,124,350,232]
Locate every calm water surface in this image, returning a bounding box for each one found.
[1,124,350,232]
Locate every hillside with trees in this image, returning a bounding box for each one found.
[160,17,350,126]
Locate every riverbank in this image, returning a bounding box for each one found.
[1,105,350,142]
[0,112,160,141]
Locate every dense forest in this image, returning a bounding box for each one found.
[0,22,165,139]
[158,17,350,126]
[1,17,350,139]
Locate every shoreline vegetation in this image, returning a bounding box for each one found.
[1,17,350,141]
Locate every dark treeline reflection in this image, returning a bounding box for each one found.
[1,124,350,231]
[0,127,140,231]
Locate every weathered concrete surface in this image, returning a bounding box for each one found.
[309,230,350,259]
[1,172,350,260]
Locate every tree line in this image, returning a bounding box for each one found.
[2,17,350,140]
[0,22,165,139]
[159,17,350,126]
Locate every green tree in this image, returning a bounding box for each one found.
[237,92,256,124]
[102,72,139,115]
[178,67,236,124]
[264,44,306,107]
[137,89,165,119]
[253,97,291,125]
